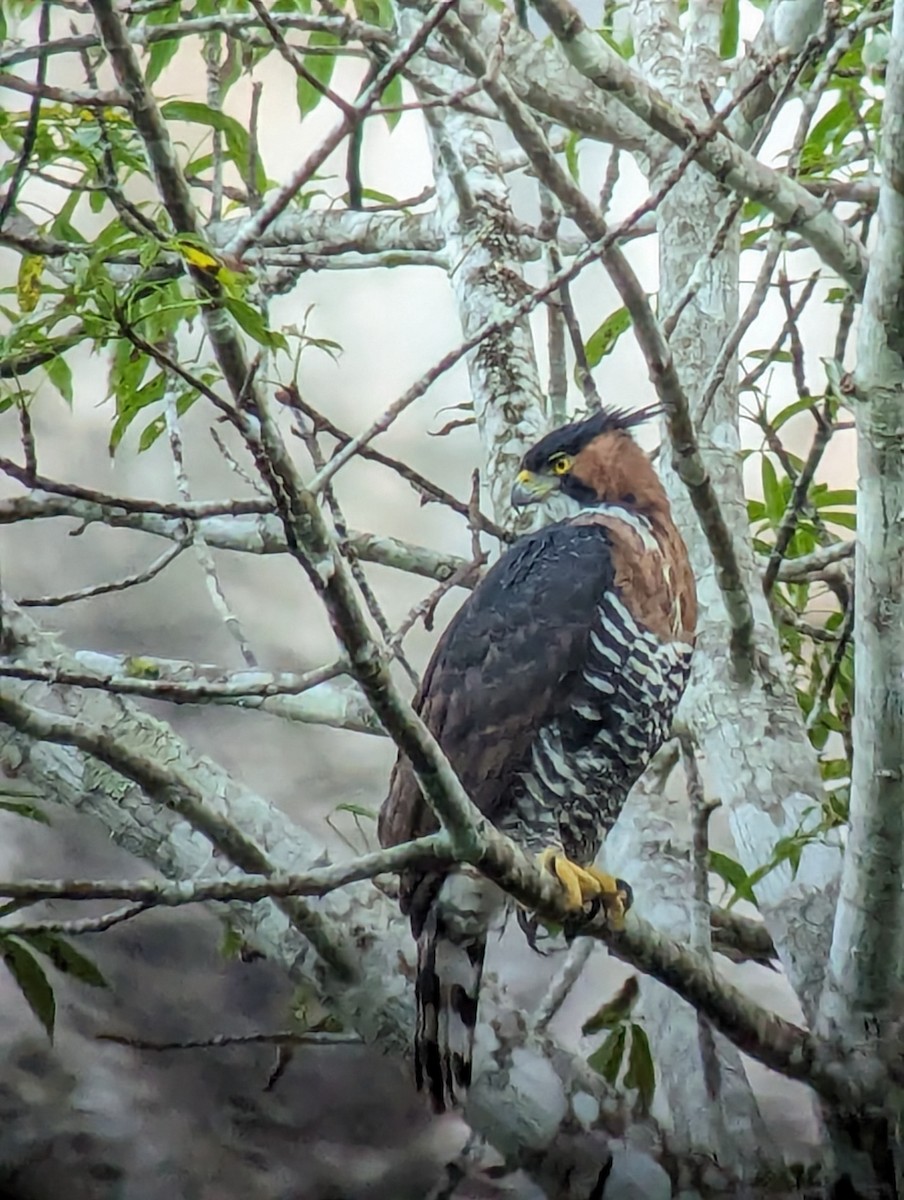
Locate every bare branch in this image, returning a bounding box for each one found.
[442,13,756,678]
[0,835,451,909]
[529,0,870,293]
[18,540,189,607]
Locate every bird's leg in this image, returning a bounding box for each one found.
[538,849,632,930]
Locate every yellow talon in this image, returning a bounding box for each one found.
[537,850,631,930]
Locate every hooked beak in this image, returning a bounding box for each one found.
[511,469,560,508]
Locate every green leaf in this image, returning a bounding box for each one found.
[379,74,403,130]
[812,488,855,508]
[50,188,83,243]
[624,1024,655,1114]
[2,936,56,1040]
[44,355,73,405]
[581,976,639,1034]
[220,923,245,961]
[138,388,198,452]
[564,132,581,183]
[708,850,756,906]
[355,188,399,206]
[746,348,792,363]
[740,226,768,250]
[223,296,288,351]
[146,36,180,85]
[719,0,739,58]
[807,99,853,155]
[819,510,856,530]
[761,455,784,525]
[144,0,184,86]
[296,33,340,116]
[587,1025,627,1085]
[333,802,377,820]
[160,101,264,192]
[584,306,631,368]
[21,932,108,988]
[0,799,50,825]
[108,368,167,454]
[771,394,817,431]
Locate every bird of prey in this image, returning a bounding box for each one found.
[378,406,697,1111]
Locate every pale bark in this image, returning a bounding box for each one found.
[604,8,775,1166]
[615,5,842,1026]
[817,0,904,1057]
[0,494,472,587]
[397,2,546,529]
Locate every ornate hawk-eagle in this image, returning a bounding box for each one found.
[379,407,697,1111]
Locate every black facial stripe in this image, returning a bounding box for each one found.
[560,474,598,506]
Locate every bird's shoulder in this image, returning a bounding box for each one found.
[571,508,696,645]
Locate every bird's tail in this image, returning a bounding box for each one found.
[414,872,494,1113]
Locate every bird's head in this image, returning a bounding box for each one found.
[511,405,666,517]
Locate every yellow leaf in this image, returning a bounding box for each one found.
[17,255,44,313]
[180,244,222,274]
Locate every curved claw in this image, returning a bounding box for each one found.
[538,850,632,931]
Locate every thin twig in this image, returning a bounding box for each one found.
[805,604,853,733]
[225,0,462,261]
[292,397,419,686]
[0,454,269,518]
[205,31,225,224]
[246,0,354,117]
[18,403,37,481]
[697,223,786,425]
[533,939,595,1032]
[164,383,258,667]
[0,834,451,908]
[17,539,189,608]
[10,902,150,936]
[0,1,51,230]
[279,387,508,541]
[738,272,820,395]
[0,658,347,704]
[0,72,127,107]
[97,1029,362,1050]
[763,404,833,594]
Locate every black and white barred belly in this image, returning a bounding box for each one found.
[504,589,693,863]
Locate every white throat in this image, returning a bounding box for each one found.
[541,495,655,543]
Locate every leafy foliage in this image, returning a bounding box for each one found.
[587,1018,655,1115]
[0,928,107,1041]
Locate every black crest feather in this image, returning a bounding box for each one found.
[522,404,659,471]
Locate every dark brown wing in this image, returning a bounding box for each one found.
[378,520,615,858]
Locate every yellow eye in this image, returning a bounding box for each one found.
[550,455,572,476]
